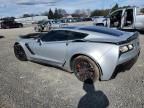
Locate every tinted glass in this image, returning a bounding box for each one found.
[67,31,88,40]
[41,30,68,42]
[80,26,124,37]
[137,8,144,15]
[111,10,122,18]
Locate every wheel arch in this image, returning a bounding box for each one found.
[14,42,30,59]
[70,53,103,79]
[14,42,24,48]
[14,42,20,46]
[14,42,28,61]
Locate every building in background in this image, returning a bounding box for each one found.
[15,16,48,25]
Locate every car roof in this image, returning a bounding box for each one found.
[62,26,124,37]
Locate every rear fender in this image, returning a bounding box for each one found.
[97,46,119,80]
[64,43,118,77]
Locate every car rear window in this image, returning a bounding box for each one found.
[79,26,124,37]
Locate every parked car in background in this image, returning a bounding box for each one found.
[34,20,68,32]
[82,17,92,21]
[92,16,105,21]
[94,7,144,31]
[60,18,83,23]
[0,20,23,29]
[93,16,108,26]
[34,20,48,32]
[14,26,140,82]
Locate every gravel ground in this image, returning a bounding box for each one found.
[0,26,144,108]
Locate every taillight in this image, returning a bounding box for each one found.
[119,44,134,53]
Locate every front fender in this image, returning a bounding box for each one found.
[14,39,34,60]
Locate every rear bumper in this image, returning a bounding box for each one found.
[118,46,140,65]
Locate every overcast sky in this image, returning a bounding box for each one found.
[0,0,144,17]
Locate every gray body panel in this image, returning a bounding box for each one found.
[15,26,140,80]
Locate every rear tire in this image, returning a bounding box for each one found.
[14,44,27,61]
[72,56,100,82]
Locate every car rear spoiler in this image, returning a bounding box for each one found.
[118,32,139,45]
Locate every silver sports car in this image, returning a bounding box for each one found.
[14,26,140,82]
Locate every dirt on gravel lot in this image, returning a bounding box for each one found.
[0,27,144,108]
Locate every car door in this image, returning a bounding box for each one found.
[29,30,68,65]
[122,8,134,29]
[109,9,124,28]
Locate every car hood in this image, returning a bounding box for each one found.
[86,31,139,44]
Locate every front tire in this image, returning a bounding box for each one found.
[72,56,100,82]
[14,44,27,61]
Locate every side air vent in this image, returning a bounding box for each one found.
[25,43,35,55]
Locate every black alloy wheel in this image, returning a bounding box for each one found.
[14,44,27,61]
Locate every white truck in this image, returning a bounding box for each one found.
[94,7,144,30]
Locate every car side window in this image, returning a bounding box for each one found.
[67,31,88,40]
[110,10,123,19]
[41,30,68,42]
[137,8,144,15]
